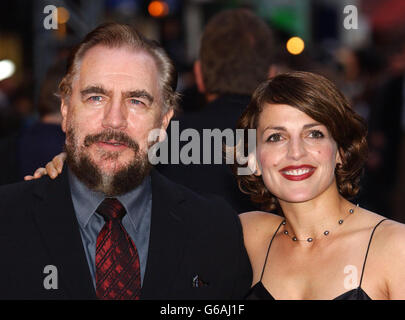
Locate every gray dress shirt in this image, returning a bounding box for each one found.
[68,170,152,288]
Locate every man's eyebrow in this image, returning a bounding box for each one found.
[80,86,111,97]
[122,90,154,104]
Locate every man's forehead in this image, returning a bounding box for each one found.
[82,44,155,63]
[73,45,160,93]
[78,45,159,78]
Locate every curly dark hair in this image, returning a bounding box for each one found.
[232,71,368,212]
[200,9,275,95]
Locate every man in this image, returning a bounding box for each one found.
[0,23,251,299]
[157,9,278,213]
[28,10,277,213]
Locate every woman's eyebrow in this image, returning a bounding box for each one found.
[263,125,286,132]
[303,122,322,129]
[262,122,322,133]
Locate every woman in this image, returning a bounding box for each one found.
[233,71,405,300]
[27,71,405,299]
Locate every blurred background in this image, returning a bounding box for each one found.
[0,0,404,221]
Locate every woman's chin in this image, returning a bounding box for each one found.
[277,191,318,204]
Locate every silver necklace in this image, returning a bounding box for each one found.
[281,204,359,243]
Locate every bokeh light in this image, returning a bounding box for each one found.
[57,7,70,24]
[148,1,169,18]
[0,59,16,81]
[286,36,305,55]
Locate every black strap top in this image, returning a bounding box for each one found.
[245,218,388,300]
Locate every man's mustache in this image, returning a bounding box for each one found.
[83,130,139,152]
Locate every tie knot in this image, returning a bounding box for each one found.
[96,198,126,221]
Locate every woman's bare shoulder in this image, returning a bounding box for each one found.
[359,207,405,259]
[240,210,283,228]
[239,211,284,244]
[374,216,405,249]
[358,207,405,238]
[363,210,405,298]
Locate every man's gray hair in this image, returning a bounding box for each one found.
[58,22,180,114]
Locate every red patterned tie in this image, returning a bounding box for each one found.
[95,198,141,300]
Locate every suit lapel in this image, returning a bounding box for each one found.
[141,170,187,299]
[31,169,96,299]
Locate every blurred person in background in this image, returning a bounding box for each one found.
[335,46,392,217]
[0,62,65,185]
[157,8,278,213]
[366,38,405,223]
[10,83,36,129]
[0,77,21,138]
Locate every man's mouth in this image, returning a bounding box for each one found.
[96,140,129,150]
[279,165,316,181]
[101,140,127,146]
[83,130,140,153]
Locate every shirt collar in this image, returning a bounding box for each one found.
[68,168,152,230]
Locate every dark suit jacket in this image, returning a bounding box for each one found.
[0,168,252,299]
[157,94,258,213]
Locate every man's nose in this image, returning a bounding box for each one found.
[102,98,128,130]
[286,137,307,160]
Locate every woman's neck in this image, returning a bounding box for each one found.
[278,185,354,246]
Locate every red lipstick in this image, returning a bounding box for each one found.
[279,165,316,181]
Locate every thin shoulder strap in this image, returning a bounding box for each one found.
[259,219,285,282]
[359,218,389,287]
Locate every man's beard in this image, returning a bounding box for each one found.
[65,127,152,196]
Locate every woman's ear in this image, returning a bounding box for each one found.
[248,153,262,176]
[336,147,343,166]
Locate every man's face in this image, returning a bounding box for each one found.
[61,45,173,195]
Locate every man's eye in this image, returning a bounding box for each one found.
[266,133,282,143]
[88,96,103,103]
[129,99,145,106]
[308,130,324,139]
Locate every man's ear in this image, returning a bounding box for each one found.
[60,98,68,133]
[193,60,206,94]
[161,108,174,131]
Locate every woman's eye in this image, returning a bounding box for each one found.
[266,133,282,142]
[308,130,324,139]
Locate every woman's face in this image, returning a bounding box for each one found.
[255,103,341,204]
